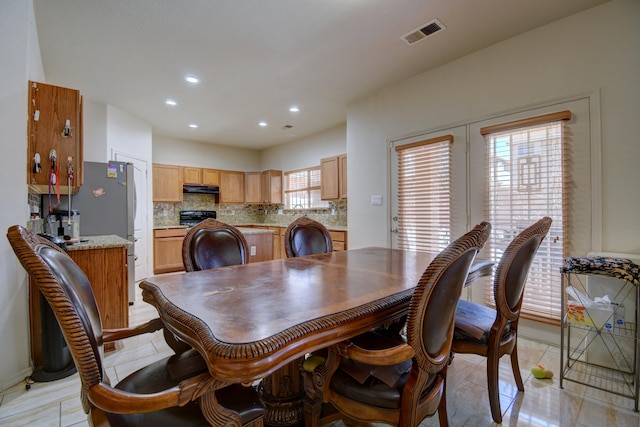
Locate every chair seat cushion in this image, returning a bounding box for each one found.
[109,349,264,426]
[454,299,510,344]
[330,361,410,410]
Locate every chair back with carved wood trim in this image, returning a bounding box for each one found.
[182,218,249,271]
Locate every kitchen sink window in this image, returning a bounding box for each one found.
[285,166,329,209]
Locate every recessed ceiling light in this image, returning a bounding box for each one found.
[258,121,268,127]
[185,76,199,84]
[165,99,177,106]
[289,106,300,113]
[189,124,198,128]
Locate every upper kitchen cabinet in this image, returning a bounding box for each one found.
[262,170,283,204]
[321,154,347,200]
[183,167,220,186]
[245,170,283,204]
[153,164,183,202]
[183,166,202,185]
[27,81,83,194]
[244,172,262,204]
[202,168,220,186]
[220,170,245,204]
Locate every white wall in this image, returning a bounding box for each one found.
[347,0,640,255]
[107,105,153,162]
[260,123,347,170]
[0,0,45,390]
[153,135,261,171]
[83,100,108,162]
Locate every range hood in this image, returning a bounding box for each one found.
[183,185,220,194]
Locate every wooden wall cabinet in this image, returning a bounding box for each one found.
[183,167,202,185]
[321,154,347,200]
[220,170,245,204]
[245,170,283,204]
[244,172,263,204]
[153,164,183,202]
[202,168,220,186]
[183,167,220,186]
[153,228,188,274]
[27,81,83,194]
[262,170,283,204]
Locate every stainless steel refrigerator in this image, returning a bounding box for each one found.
[43,161,136,303]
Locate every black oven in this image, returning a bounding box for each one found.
[179,210,217,227]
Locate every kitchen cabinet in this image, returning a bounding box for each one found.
[329,229,348,251]
[153,227,188,274]
[262,170,283,204]
[183,167,220,186]
[245,170,283,204]
[220,170,245,203]
[153,227,275,273]
[153,164,183,203]
[321,154,347,200]
[202,168,220,186]
[183,167,202,185]
[27,81,83,194]
[244,172,263,204]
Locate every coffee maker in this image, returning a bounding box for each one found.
[47,209,80,241]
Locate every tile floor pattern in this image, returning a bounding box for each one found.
[1,285,639,427]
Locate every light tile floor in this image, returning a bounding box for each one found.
[1,285,638,427]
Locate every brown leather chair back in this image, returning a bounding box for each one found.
[495,217,552,318]
[7,226,106,410]
[182,218,249,271]
[284,216,333,257]
[407,222,492,368]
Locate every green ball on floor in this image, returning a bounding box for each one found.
[531,364,553,379]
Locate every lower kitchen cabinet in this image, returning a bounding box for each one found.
[153,228,188,274]
[153,227,276,273]
[329,230,348,251]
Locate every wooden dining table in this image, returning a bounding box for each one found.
[140,247,493,426]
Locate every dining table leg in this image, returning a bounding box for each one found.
[199,386,244,426]
[258,357,305,426]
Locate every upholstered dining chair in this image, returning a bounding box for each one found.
[284,216,333,258]
[7,225,265,427]
[182,218,249,271]
[302,221,491,427]
[452,216,552,424]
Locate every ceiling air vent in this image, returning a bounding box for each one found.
[402,19,445,45]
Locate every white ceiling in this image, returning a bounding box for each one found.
[34,0,609,150]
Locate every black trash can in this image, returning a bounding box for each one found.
[31,234,76,382]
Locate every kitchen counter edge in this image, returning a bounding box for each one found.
[65,235,132,251]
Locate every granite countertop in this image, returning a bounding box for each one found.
[153,223,348,232]
[152,225,275,235]
[65,235,132,251]
[236,227,276,235]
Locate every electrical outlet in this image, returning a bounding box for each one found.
[250,246,257,256]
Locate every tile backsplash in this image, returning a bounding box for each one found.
[153,194,347,228]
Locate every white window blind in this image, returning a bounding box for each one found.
[284,167,327,209]
[395,135,452,253]
[482,111,570,323]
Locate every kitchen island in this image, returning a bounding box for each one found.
[153,226,276,274]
